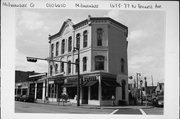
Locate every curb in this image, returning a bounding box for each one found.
[34,101,154,109]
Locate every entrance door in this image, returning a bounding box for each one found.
[36,83,43,99]
[82,86,88,104]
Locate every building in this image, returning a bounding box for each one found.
[15,70,38,96]
[155,82,164,95]
[15,70,47,98]
[39,16,128,106]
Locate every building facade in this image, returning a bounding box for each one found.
[42,16,128,106]
[15,70,44,97]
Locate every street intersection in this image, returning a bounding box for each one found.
[15,101,163,115]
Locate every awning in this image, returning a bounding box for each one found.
[63,82,77,87]
[102,80,121,87]
[85,81,98,86]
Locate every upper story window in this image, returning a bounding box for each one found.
[67,61,71,74]
[121,58,125,73]
[76,33,80,49]
[95,55,104,70]
[83,30,88,48]
[56,42,59,56]
[83,57,87,71]
[68,36,72,52]
[97,28,103,46]
[61,39,65,54]
[61,62,64,73]
[51,44,54,58]
[50,65,53,76]
[75,59,78,73]
[55,64,58,74]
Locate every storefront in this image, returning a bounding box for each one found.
[43,72,121,106]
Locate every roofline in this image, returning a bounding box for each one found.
[49,17,128,41]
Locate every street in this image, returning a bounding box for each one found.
[15,101,163,115]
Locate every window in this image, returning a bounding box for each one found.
[68,36,72,52]
[67,87,77,99]
[61,39,65,54]
[56,42,59,56]
[50,65,53,76]
[121,58,125,73]
[76,33,80,49]
[75,59,78,73]
[55,64,58,74]
[95,56,104,70]
[83,30,88,48]
[122,80,126,100]
[51,44,54,58]
[83,57,87,71]
[90,83,98,100]
[61,62,64,72]
[102,86,115,100]
[48,84,57,98]
[97,28,103,46]
[67,61,71,74]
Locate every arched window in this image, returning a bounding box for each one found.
[121,58,125,73]
[97,28,103,46]
[50,65,53,76]
[83,30,88,48]
[83,57,87,71]
[95,56,104,70]
[61,62,64,73]
[55,64,58,74]
[75,59,78,73]
[68,36,72,52]
[56,42,59,56]
[51,44,54,58]
[76,33,80,49]
[122,80,126,100]
[67,61,71,74]
[61,39,65,54]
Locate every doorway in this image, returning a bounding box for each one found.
[82,86,88,104]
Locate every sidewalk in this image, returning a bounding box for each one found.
[35,99,153,109]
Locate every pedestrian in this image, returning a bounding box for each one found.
[112,95,115,106]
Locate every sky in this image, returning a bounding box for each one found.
[15,9,165,86]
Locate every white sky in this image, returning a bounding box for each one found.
[15,9,165,86]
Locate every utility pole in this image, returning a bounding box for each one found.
[151,75,154,86]
[73,47,80,106]
[136,73,141,89]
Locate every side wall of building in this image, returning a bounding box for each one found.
[108,24,129,104]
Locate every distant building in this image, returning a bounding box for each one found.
[146,86,156,96]
[15,70,44,96]
[155,82,164,95]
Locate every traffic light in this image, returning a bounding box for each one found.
[27,57,37,62]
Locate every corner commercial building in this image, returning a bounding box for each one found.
[33,16,129,106]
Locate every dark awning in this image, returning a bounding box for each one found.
[102,80,121,87]
[63,82,77,87]
[85,81,98,86]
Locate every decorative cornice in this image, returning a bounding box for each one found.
[49,17,128,42]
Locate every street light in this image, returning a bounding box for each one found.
[140,80,143,105]
[73,47,80,106]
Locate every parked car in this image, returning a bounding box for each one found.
[19,95,35,102]
[15,94,21,101]
[152,95,164,107]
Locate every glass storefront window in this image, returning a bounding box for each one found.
[90,83,98,100]
[48,84,57,98]
[102,86,115,100]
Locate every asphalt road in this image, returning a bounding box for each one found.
[15,101,114,114]
[15,101,163,115]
